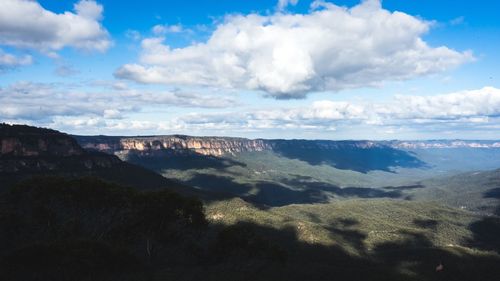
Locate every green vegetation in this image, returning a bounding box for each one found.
[0,177,207,281]
[204,197,500,281]
[409,169,500,215]
[1,176,500,281]
[3,125,500,280]
[206,198,477,253]
[130,151,439,206]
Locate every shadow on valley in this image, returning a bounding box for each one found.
[413,219,439,230]
[383,184,425,190]
[271,140,427,173]
[184,173,405,207]
[185,174,330,207]
[325,218,367,253]
[484,188,500,199]
[1,178,499,281]
[124,150,246,172]
[466,188,500,253]
[281,176,403,199]
[0,151,186,192]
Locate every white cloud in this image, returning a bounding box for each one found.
[115,0,473,99]
[125,29,141,41]
[264,87,500,125]
[450,16,465,26]
[74,0,103,20]
[277,0,299,11]
[54,64,80,77]
[152,24,184,35]
[0,48,32,70]
[0,0,111,53]
[388,87,500,120]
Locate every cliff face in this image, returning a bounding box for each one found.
[0,124,119,174]
[1,124,84,157]
[77,136,272,156]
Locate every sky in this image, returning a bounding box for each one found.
[0,0,499,140]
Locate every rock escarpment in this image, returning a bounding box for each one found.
[75,135,407,158]
[75,136,429,173]
[76,135,272,156]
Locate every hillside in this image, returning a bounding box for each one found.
[409,169,500,215]
[2,176,500,281]
[0,124,202,196]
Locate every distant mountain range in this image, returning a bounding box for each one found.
[75,135,500,175]
[388,140,500,149]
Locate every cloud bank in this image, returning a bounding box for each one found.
[0,81,237,121]
[116,0,473,99]
[169,87,500,132]
[6,84,497,138]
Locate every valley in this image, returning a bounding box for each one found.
[77,134,500,213]
[2,124,500,280]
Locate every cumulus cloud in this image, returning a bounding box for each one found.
[115,0,473,99]
[0,48,32,70]
[74,0,103,20]
[0,0,111,53]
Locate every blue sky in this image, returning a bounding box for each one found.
[0,0,499,139]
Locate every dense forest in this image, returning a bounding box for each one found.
[1,176,500,281]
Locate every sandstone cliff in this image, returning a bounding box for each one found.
[77,135,272,156]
